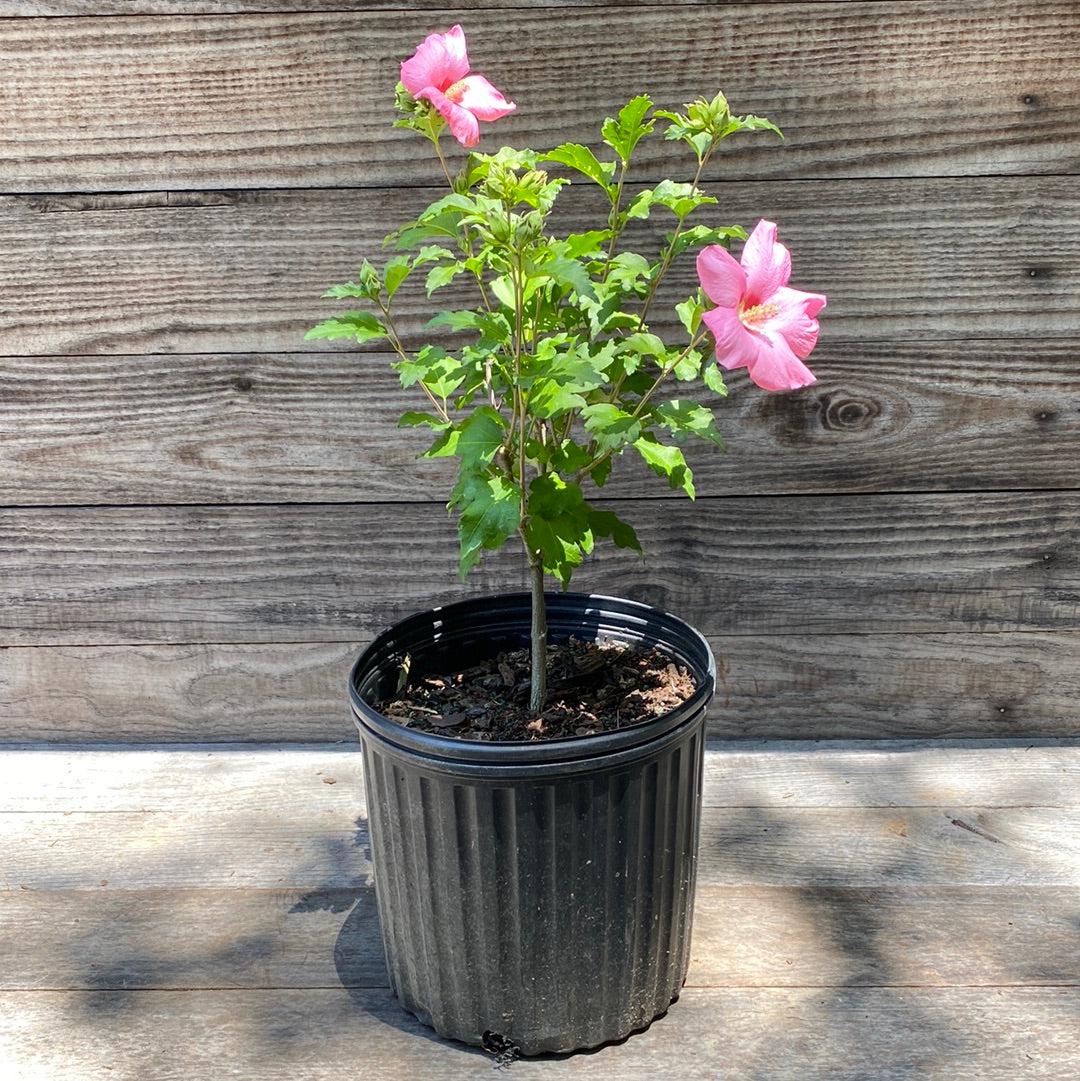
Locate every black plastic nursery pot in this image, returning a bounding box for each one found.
[348,592,716,1056]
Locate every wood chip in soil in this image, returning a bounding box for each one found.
[375,638,697,742]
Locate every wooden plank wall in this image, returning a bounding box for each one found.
[1,1,1078,741]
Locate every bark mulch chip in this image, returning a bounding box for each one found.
[376,637,697,742]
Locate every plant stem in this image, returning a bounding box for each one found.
[378,299,450,423]
[602,161,629,274]
[528,555,548,715]
[635,150,711,330]
[431,131,455,189]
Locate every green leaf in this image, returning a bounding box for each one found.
[544,257,597,300]
[657,91,737,159]
[525,341,613,420]
[723,113,783,140]
[450,471,521,579]
[528,381,588,420]
[582,403,642,451]
[383,255,412,300]
[590,456,613,488]
[321,282,373,301]
[425,261,467,295]
[422,426,459,458]
[561,230,610,259]
[623,189,655,221]
[394,344,449,389]
[668,224,748,261]
[702,362,728,396]
[653,400,725,447]
[602,94,655,165]
[621,332,667,360]
[672,348,703,382]
[413,244,456,266]
[551,439,592,475]
[650,179,717,220]
[455,405,508,470]
[633,436,695,498]
[398,411,447,429]
[320,260,380,302]
[524,473,592,586]
[676,293,704,336]
[541,143,616,192]
[605,252,652,291]
[426,310,487,333]
[390,206,470,249]
[488,274,515,309]
[587,508,642,553]
[304,311,387,344]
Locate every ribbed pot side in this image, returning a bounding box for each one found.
[349,593,715,1056]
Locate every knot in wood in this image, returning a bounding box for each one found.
[820,394,881,433]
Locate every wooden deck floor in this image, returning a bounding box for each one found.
[1,740,1077,1079]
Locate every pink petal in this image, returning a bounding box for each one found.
[447,74,516,121]
[400,24,471,97]
[417,87,480,147]
[745,332,817,392]
[766,286,828,359]
[696,244,746,308]
[741,219,791,307]
[702,305,757,371]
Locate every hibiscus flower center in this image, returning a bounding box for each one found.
[739,301,780,328]
[444,79,468,103]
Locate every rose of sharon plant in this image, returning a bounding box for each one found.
[309,25,826,719]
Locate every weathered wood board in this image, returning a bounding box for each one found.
[0,0,896,12]
[0,884,1075,991]
[2,3,1076,191]
[1,492,1076,647]
[2,176,1078,355]
[4,743,1077,811]
[1,986,1076,1079]
[0,744,1075,1076]
[5,633,1080,742]
[4,790,1079,889]
[0,1,1077,747]
[3,342,1077,506]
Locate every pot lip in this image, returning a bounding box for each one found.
[348,590,715,767]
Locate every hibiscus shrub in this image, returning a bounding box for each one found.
[308,25,826,713]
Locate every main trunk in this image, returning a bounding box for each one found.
[528,559,548,714]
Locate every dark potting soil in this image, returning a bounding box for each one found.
[375,637,697,741]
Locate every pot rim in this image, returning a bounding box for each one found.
[348,591,715,768]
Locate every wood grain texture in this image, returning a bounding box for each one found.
[4,342,1079,506]
[1,745,1074,1075]
[0,491,1076,647]
[5,802,1080,889]
[1,987,1076,1079]
[0,884,1075,991]
[6,633,1080,742]
[2,3,1077,191]
[3,741,1078,888]
[0,0,872,13]
[5,743,1076,812]
[706,632,1080,741]
[2,176,1078,355]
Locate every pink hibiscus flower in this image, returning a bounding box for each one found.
[400,25,516,148]
[696,220,826,392]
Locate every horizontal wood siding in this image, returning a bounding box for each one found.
[4,177,1079,354]
[4,635,1080,741]
[0,1,1076,740]
[3,343,1079,505]
[2,4,1077,191]
[1,492,1077,644]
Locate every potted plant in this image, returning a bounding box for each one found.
[308,24,826,1057]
